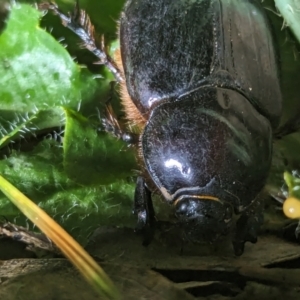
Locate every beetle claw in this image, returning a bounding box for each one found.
[134,224,155,246]
[133,212,156,246]
[232,232,257,256]
[233,203,262,255]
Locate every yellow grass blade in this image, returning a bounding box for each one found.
[0,175,120,300]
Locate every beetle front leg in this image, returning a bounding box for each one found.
[133,176,156,245]
[232,196,264,256]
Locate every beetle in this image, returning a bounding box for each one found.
[45,0,283,255]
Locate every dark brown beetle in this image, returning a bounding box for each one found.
[45,0,283,255]
[118,0,282,255]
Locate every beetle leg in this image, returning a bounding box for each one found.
[133,176,156,246]
[40,1,124,83]
[232,197,264,256]
[102,105,139,144]
[101,98,139,145]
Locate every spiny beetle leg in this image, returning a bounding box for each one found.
[39,1,124,83]
[101,81,139,143]
[133,176,156,246]
[232,197,264,256]
[101,102,139,145]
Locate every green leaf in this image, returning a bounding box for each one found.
[0,3,101,142]
[284,171,300,199]
[0,4,81,111]
[274,0,300,44]
[63,108,137,185]
[0,139,135,244]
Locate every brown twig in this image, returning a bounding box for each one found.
[0,221,61,255]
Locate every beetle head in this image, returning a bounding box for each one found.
[142,87,272,241]
[174,196,233,241]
